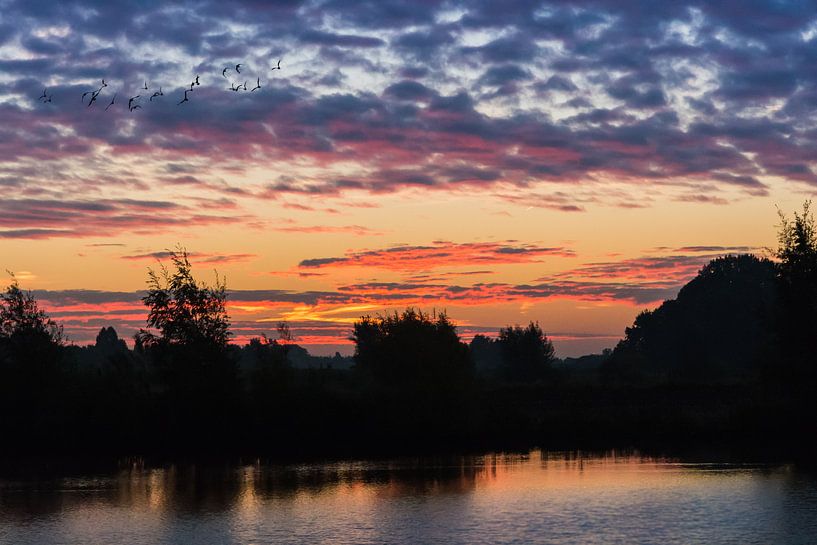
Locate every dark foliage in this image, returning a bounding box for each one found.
[469,333,502,377]
[497,322,555,382]
[133,248,239,443]
[0,276,69,448]
[0,276,63,364]
[351,308,474,437]
[3,204,817,460]
[775,201,817,387]
[604,254,777,385]
[352,308,472,390]
[135,247,231,350]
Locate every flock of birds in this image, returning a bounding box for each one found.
[37,59,283,111]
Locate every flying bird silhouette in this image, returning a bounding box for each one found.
[128,95,140,110]
[242,81,248,91]
[194,75,200,86]
[142,81,149,90]
[87,89,100,108]
[251,78,261,91]
[105,93,117,111]
[222,67,229,78]
[39,88,48,101]
[178,89,191,105]
[229,82,240,92]
[235,63,242,73]
[130,104,141,112]
[101,79,107,88]
[150,87,163,101]
[271,58,282,70]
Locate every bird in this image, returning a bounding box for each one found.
[39,88,48,101]
[251,78,261,91]
[229,82,240,92]
[44,94,52,103]
[87,90,100,108]
[222,67,229,78]
[189,81,195,92]
[194,75,200,86]
[177,89,190,105]
[129,104,141,112]
[105,93,117,111]
[235,63,242,73]
[150,87,163,101]
[242,81,247,91]
[81,90,92,103]
[101,79,107,88]
[142,81,149,90]
[271,58,282,71]
[128,95,140,110]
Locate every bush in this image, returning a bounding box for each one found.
[352,308,472,390]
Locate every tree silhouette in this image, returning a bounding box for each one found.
[0,274,64,372]
[469,333,503,377]
[95,326,128,355]
[605,255,777,384]
[497,322,555,382]
[134,247,238,440]
[0,276,67,447]
[352,308,472,389]
[135,248,231,349]
[775,201,817,387]
[0,275,63,346]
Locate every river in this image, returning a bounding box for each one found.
[1,451,816,544]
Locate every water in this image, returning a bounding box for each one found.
[1,451,816,544]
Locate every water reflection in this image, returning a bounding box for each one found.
[1,451,816,544]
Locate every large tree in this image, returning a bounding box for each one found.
[0,275,63,367]
[605,254,777,384]
[496,322,555,382]
[136,248,231,350]
[0,276,63,344]
[135,248,238,436]
[352,308,472,390]
[775,201,817,385]
[0,276,66,442]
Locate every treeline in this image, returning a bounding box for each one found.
[1,204,816,458]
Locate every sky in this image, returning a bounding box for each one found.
[1,0,816,356]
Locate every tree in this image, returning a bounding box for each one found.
[0,275,63,368]
[134,248,238,438]
[0,276,67,441]
[469,334,502,377]
[0,275,63,346]
[135,248,231,350]
[352,308,472,389]
[604,255,777,385]
[496,322,555,382]
[775,201,817,385]
[776,201,817,282]
[95,326,128,355]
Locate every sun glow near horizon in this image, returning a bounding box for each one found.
[2,1,814,356]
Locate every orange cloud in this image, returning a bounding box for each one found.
[299,241,575,271]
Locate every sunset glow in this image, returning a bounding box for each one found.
[2,1,813,355]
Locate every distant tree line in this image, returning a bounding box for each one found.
[1,203,816,457]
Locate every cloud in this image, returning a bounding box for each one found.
[271,223,386,236]
[120,251,256,265]
[0,197,245,239]
[1,0,817,243]
[298,241,575,271]
[548,255,712,283]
